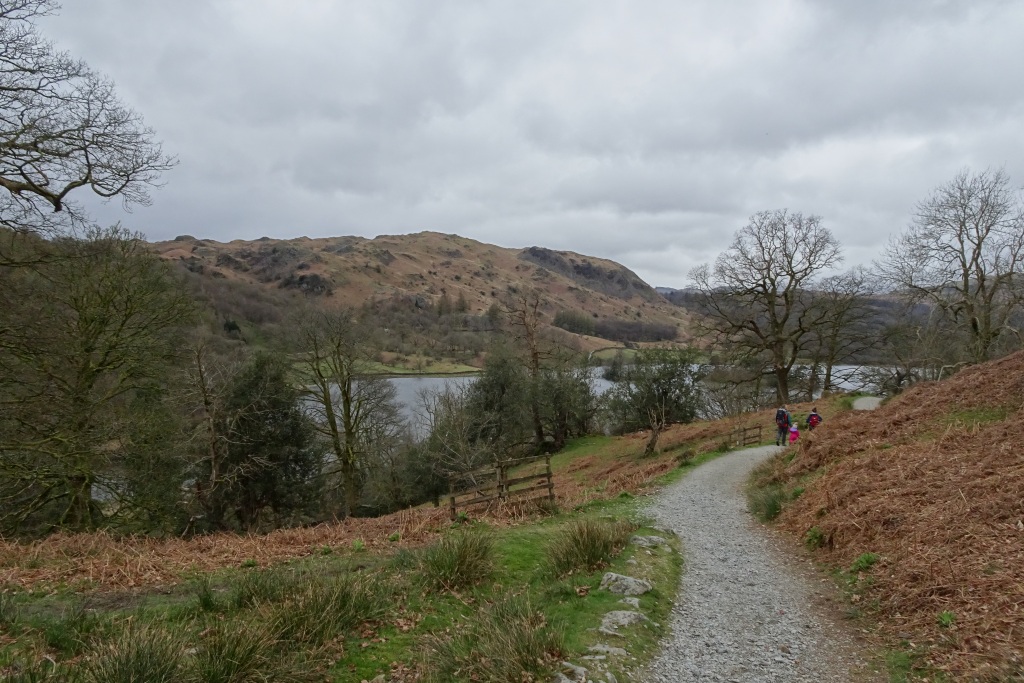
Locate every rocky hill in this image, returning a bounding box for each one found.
[153,231,689,350]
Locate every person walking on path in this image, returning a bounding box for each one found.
[789,422,800,445]
[774,405,791,446]
[806,405,823,432]
[806,407,823,431]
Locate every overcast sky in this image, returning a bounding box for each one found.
[41,0,1024,288]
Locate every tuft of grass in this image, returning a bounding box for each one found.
[42,603,105,656]
[80,625,184,683]
[267,573,389,645]
[937,610,956,628]
[0,591,20,628]
[749,484,786,522]
[390,547,420,570]
[229,567,302,609]
[849,552,879,573]
[191,623,277,683]
[804,526,826,549]
[545,518,635,577]
[192,576,223,613]
[421,531,495,592]
[421,595,564,683]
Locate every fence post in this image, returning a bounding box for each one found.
[545,455,554,503]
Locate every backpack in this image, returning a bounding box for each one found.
[808,413,821,427]
[775,408,788,427]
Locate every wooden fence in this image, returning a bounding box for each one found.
[448,455,555,520]
[731,424,762,447]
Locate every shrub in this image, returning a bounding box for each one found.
[545,518,635,577]
[749,485,786,522]
[422,532,495,592]
[421,595,564,683]
[80,625,184,683]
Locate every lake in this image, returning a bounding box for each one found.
[388,371,615,436]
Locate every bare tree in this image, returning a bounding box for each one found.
[0,0,173,252]
[877,168,1024,363]
[417,381,499,484]
[294,308,403,519]
[689,209,842,403]
[503,288,549,451]
[802,267,878,399]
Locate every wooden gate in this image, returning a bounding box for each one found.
[448,455,555,520]
[732,424,762,447]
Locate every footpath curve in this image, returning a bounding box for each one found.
[640,442,883,682]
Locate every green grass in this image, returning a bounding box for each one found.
[0,461,684,683]
[421,530,495,591]
[942,405,1010,426]
[545,518,636,577]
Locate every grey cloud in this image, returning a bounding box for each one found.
[37,0,1024,288]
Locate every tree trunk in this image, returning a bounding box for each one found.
[65,474,94,531]
[773,365,790,404]
[644,421,663,457]
[341,455,357,519]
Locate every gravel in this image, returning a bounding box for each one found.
[852,396,883,411]
[639,445,882,683]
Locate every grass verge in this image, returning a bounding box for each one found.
[0,496,680,682]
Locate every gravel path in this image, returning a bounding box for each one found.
[640,445,882,683]
[852,396,883,411]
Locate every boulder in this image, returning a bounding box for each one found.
[600,572,653,596]
[630,534,668,548]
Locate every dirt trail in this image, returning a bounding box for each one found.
[852,396,883,410]
[641,444,883,682]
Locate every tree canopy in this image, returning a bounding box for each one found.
[689,209,842,403]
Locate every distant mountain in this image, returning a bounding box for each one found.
[152,231,690,348]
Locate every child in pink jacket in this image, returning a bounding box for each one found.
[789,423,799,445]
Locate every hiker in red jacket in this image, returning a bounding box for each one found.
[806,408,823,431]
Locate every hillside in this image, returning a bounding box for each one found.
[152,231,689,353]
[760,353,1024,679]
